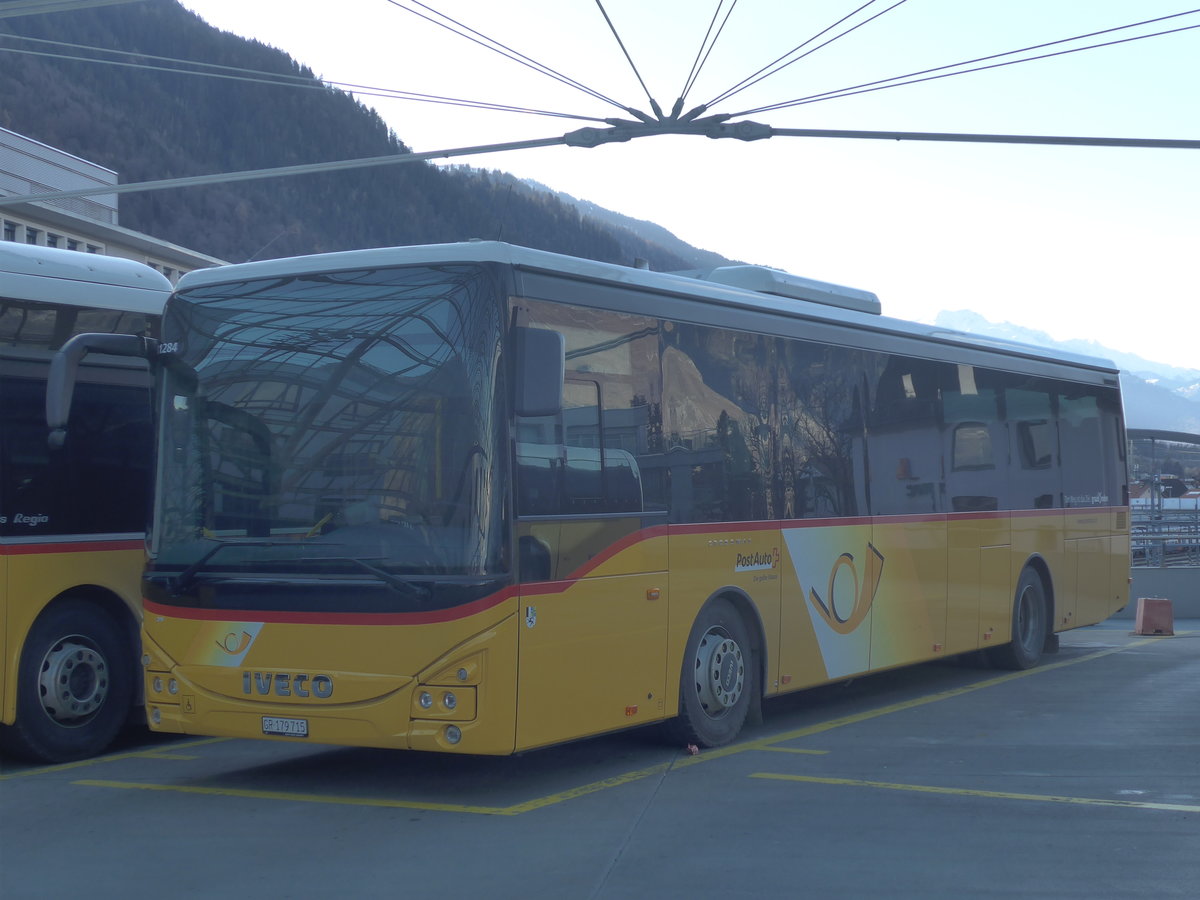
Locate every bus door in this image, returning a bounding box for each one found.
[1060,387,1124,626]
[942,365,1009,653]
[513,384,668,751]
[861,356,949,668]
[1006,383,1065,628]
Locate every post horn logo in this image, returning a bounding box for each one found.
[217,631,254,655]
[807,543,885,635]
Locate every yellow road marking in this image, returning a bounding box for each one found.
[759,747,829,755]
[47,633,1173,814]
[750,773,1200,814]
[76,759,686,816]
[504,634,1172,811]
[656,637,1157,772]
[75,779,516,815]
[0,737,227,781]
[505,760,676,814]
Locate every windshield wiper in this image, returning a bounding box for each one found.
[299,556,432,602]
[170,539,326,594]
[169,542,428,600]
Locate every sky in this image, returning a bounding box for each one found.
[176,0,1198,370]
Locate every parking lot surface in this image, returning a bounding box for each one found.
[3,619,1199,898]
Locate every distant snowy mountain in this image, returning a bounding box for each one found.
[935,310,1200,434]
[935,311,1200,385]
[1117,378,1200,433]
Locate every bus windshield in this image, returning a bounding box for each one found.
[149,263,508,610]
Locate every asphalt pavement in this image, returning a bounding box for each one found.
[3,618,1198,899]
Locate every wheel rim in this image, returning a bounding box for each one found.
[693,626,745,716]
[1015,584,1041,654]
[37,635,109,726]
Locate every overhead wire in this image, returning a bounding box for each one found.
[704,0,905,109]
[0,134,574,209]
[734,11,1200,117]
[678,0,739,107]
[592,0,655,109]
[383,0,629,113]
[0,0,143,18]
[10,3,1189,135]
[0,32,311,84]
[0,33,609,123]
[766,128,1200,150]
[3,119,1197,215]
[0,2,1196,211]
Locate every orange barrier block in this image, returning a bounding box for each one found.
[1133,597,1175,636]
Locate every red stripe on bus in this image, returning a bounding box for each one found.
[143,587,520,627]
[142,505,1127,625]
[557,523,670,581]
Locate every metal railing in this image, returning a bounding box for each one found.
[1132,507,1200,567]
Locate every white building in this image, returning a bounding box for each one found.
[0,126,224,280]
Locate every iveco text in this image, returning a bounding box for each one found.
[242,672,334,698]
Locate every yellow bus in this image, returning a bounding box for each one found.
[53,242,1129,754]
[0,242,169,762]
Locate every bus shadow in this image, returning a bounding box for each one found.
[162,645,1110,808]
[182,727,679,810]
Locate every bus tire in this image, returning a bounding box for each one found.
[667,598,754,748]
[0,600,133,763]
[988,568,1048,671]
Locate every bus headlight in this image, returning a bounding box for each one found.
[411,684,475,720]
[444,725,462,745]
[152,676,163,693]
[168,679,180,695]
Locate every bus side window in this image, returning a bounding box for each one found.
[1059,389,1110,507]
[1005,381,1060,510]
[1016,420,1053,469]
[943,365,1002,514]
[516,380,642,517]
[0,377,54,533]
[866,355,946,516]
[0,377,152,537]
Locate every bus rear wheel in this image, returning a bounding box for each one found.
[667,598,755,748]
[0,600,133,763]
[988,568,1048,670]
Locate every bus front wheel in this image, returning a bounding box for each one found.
[988,568,1048,671]
[0,600,133,763]
[667,598,755,748]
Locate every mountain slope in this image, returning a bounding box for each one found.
[0,1,725,271]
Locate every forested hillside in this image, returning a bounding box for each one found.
[0,1,720,269]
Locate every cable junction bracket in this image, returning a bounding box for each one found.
[563,110,774,147]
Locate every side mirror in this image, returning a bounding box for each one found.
[47,333,155,448]
[513,327,564,418]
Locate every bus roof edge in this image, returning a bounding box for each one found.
[702,265,881,315]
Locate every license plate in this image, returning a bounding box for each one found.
[262,716,308,738]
